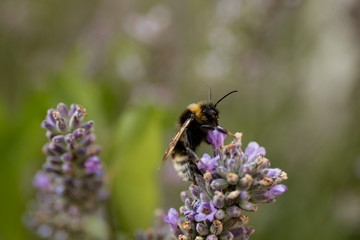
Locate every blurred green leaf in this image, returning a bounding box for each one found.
[109,105,163,234]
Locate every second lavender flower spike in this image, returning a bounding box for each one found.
[164,128,288,240]
[25,103,108,240]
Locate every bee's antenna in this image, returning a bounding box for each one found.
[214,90,238,108]
[207,85,212,102]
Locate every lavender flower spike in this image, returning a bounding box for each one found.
[163,131,288,240]
[25,103,108,240]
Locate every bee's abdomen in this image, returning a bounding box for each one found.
[172,154,195,182]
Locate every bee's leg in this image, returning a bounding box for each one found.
[200,124,215,130]
[201,125,233,136]
[187,148,199,161]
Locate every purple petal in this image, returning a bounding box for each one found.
[33,172,50,189]
[84,156,101,174]
[265,168,282,178]
[197,154,219,171]
[184,210,197,221]
[245,142,259,157]
[164,208,178,230]
[245,141,266,160]
[196,201,217,222]
[207,127,227,149]
[267,184,288,196]
[57,103,68,118]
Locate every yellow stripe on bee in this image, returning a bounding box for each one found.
[187,103,202,118]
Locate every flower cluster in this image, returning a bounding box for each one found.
[25,103,108,239]
[135,209,173,240]
[164,129,288,240]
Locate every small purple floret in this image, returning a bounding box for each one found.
[198,153,220,172]
[195,200,217,222]
[84,156,101,174]
[184,210,197,220]
[207,127,227,150]
[265,168,282,178]
[33,172,50,189]
[244,142,266,161]
[267,184,287,197]
[164,208,179,230]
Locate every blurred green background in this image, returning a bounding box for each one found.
[1,0,360,239]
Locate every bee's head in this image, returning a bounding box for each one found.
[187,90,237,126]
[200,103,219,126]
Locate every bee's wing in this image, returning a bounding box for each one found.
[160,116,193,168]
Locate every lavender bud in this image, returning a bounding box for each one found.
[189,185,201,199]
[200,192,210,202]
[196,222,209,235]
[179,235,189,240]
[62,163,72,173]
[264,198,276,203]
[48,142,65,155]
[219,231,234,240]
[60,153,72,162]
[227,190,240,200]
[213,191,225,208]
[184,198,192,209]
[226,206,242,217]
[254,156,270,171]
[69,115,81,130]
[41,120,54,131]
[230,228,244,238]
[227,159,238,172]
[81,121,94,130]
[238,174,253,190]
[204,171,212,182]
[217,166,229,178]
[238,164,252,176]
[211,179,229,190]
[68,104,77,117]
[52,135,64,144]
[46,109,56,124]
[181,221,192,232]
[181,191,190,202]
[206,235,218,240]
[226,173,239,185]
[54,114,67,133]
[64,134,74,144]
[215,209,225,220]
[33,172,50,189]
[245,227,255,237]
[81,134,95,147]
[46,131,54,140]
[266,184,287,197]
[57,103,68,118]
[210,220,223,235]
[237,191,250,201]
[252,177,273,190]
[75,148,86,156]
[73,128,85,139]
[47,156,61,165]
[239,201,258,212]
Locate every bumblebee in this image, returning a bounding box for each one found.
[162,90,237,182]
